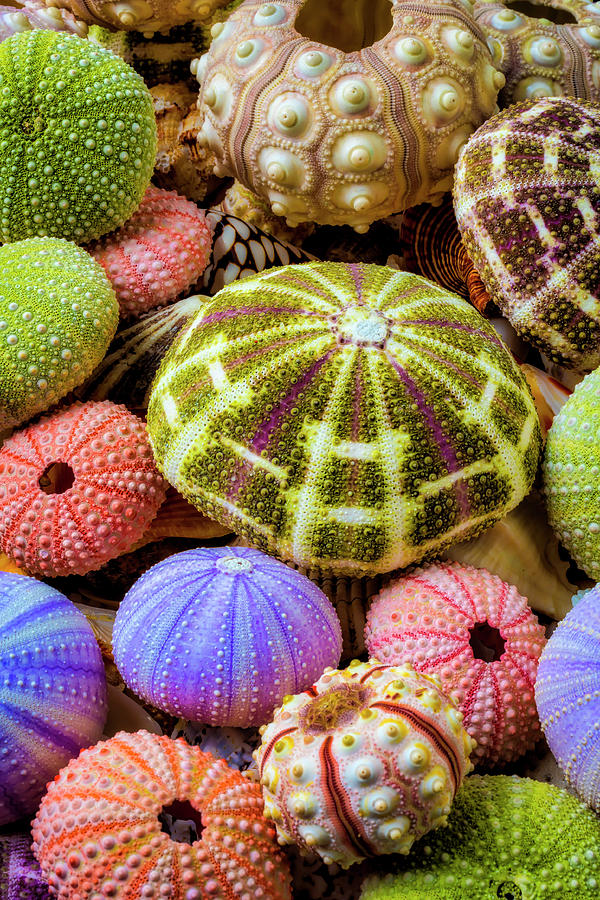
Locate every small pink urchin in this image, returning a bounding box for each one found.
[365,561,547,768]
[87,186,213,319]
[0,400,166,576]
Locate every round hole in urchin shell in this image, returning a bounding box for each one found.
[505,0,577,23]
[38,462,75,495]
[294,0,393,52]
[159,800,204,845]
[469,622,506,663]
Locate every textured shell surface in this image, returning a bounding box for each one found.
[454,96,600,372]
[543,366,600,579]
[0,237,119,432]
[192,0,504,230]
[0,0,88,40]
[147,262,541,576]
[0,573,107,826]
[113,545,343,726]
[43,0,234,32]
[475,0,600,106]
[360,774,600,898]
[0,30,156,244]
[365,561,547,767]
[0,833,50,900]
[0,400,167,577]
[255,659,475,868]
[535,585,600,811]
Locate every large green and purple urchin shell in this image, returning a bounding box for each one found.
[147,262,541,576]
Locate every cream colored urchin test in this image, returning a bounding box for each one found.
[191,0,505,232]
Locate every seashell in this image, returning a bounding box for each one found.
[103,683,163,737]
[254,659,475,868]
[220,180,316,245]
[0,0,87,38]
[193,0,504,231]
[520,361,572,438]
[135,486,233,544]
[74,602,116,656]
[42,0,234,33]
[475,0,600,107]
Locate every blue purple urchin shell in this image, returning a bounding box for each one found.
[113,546,343,727]
[0,572,107,826]
[0,834,50,900]
[535,584,600,811]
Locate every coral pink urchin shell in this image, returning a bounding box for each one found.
[365,562,547,768]
[0,401,166,577]
[193,0,504,231]
[88,187,213,319]
[32,730,292,900]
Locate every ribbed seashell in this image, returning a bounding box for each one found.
[536,585,600,811]
[520,362,572,438]
[43,0,233,33]
[255,660,475,868]
[0,0,87,39]
[192,0,504,231]
[475,0,600,107]
[135,486,233,544]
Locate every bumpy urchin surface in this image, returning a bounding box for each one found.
[0,1,88,40]
[0,573,107,826]
[365,561,547,768]
[0,30,156,244]
[255,660,475,868]
[0,833,51,900]
[360,775,600,899]
[0,237,118,431]
[454,96,600,372]
[543,367,600,579]
[0,400,166,577]
[45,0,235,33]
[32,730,292,900]
[113,546,343,727]
[147,262,541,576]
[536,585,600,811]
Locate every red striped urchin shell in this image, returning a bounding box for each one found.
[88,187,213,319]
[255,660,474,868]
[365,562,547,768]
[32,730,292,900]
[0,401,166,577]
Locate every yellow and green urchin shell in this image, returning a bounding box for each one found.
[0,237,119,431]
[147,262,541,576]
[0,30,157,244]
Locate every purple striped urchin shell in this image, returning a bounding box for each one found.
[113,547,343,727]
[0,573,107,826]
[0,834,50,900]
[535,586,600,811]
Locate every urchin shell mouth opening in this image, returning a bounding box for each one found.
[504,0,577,23]
[159,799,204,845]
[39,461,75,495]
[19,113,46,140]
[294,0,394,52]
[469,622,506,663]
[299,682,370,733]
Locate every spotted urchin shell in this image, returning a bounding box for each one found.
[32,729,292,900]
[0,573,107,826]
[365,561,547,768]
[0,31,156,244]
[454,96,600,372]
[360,774,600,899]
[192,0,504,232]
[255,659,475,868]
[536,585,600,810]
[44,0,235,31]
[147,262,541,577]
[113,546,343,726]
[0,400,167,577]
[0,833,51,900]
[0,238,119,432]
[0,0,88,40]
[543,367,600,579]
[475,0,600,107]
[87,187,213,318]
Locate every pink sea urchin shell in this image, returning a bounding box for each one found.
[0,400,166,577]
[32,729,292,900]
[88,187,213,319]
[365,562,547,768]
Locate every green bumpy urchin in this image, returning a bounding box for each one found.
[0,237,119,431]
[0,30,157,244]
[360,775,600,899]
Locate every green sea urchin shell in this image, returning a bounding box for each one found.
[360,775,600,899]
[0,30,156,244]
[0,237,118,431]
[147,263,541,575]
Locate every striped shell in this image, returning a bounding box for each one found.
[113,546,343,727]
[0,573,107,826]
[32,730,292,900]
[536,585,600,811]
[147,262,541,576]
[365,561,547,767]
[255,660,475,868]
[454,96,600,372]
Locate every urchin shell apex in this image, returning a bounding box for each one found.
[0,30,157,244]
[147,262,541,576]
[192,0,504,231]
